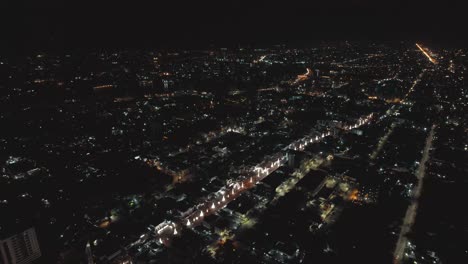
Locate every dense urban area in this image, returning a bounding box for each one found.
[0,42,467,264]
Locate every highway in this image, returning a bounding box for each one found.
[393,125,436,264]
[416,43,437,64]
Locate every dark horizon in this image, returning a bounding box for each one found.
[3,0,468,52]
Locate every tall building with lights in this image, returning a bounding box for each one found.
[0,227,41,264]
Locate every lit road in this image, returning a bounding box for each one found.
[393,125,435,264]
[416,43,437,64]
[254,55,268,64]
[403,70,426,100]
[386,69,425,115]
[370,122,397,160]
[292,68,312,84]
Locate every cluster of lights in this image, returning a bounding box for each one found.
[155,221,179,244]
[289,131,331,152]
[342,113,374,130]
[152,113,374,245]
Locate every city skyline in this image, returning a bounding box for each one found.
[1,1,467,263]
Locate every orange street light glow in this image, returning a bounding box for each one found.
[416,43,437,64]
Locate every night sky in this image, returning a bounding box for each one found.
[2,0,467,51]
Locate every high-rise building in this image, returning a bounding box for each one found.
[163,79,169,90]
[85,241,94,264]
[0,227,41,264]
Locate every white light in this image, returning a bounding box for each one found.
[187,219,191,226]
[211,203,215,209]
[173,229,178,235]
[200,211,204,217]
[159,238,163,244]
[222,196,226,202]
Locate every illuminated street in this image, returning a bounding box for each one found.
[393,125,436,264]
